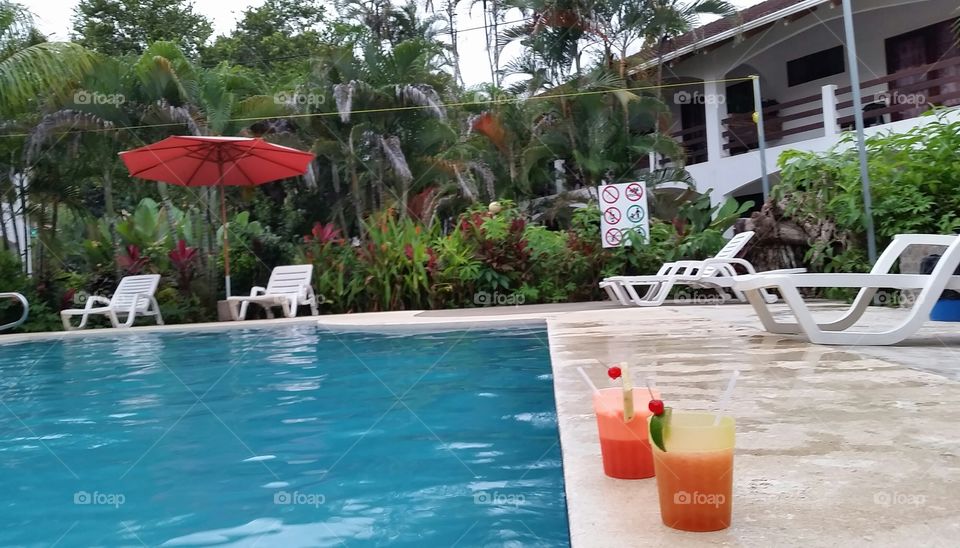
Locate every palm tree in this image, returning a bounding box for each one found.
[0,1,95,113]
[643,0,735,93]
[26,42,285,278]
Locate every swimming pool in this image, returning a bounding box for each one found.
[0,325,568,546]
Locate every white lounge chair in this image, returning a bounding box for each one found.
[60,275,163,330]
[1,292,29,331]
[731,234,960,346]
[227,265,319,320]
[599,231,803,306]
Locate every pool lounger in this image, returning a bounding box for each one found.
[731,233,960,346]
[60,274,163,330]
[226,264,319,320]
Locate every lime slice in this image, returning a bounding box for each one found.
[649,407,671,452]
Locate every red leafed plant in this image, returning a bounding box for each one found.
[304,222,344,246]
[118,244,148,275]
[302,222,345,262]
[168,240,199,292]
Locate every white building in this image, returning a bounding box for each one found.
[1,173,32,273]
[639,0,960,205]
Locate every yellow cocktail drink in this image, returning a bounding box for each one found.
[649,411,734,531]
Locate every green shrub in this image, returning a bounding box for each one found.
[777,113,960,273]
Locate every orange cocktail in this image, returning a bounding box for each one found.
[592,388,659,479]
[649,412,734,531]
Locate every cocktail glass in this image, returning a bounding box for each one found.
[592,387,659,479]
[649,411,735,531]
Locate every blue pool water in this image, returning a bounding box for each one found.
[0,325,568,546]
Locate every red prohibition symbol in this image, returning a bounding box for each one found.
[601,185,620,204]
[605,228,623,246]
[625,183,644,202]
[603,207,622,224]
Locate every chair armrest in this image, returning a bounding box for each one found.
[86,295,111,309]
[701,257,756,274]
[250,286,267,296]
[126,293,154,312]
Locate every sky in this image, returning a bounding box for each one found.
[23,0,763,87]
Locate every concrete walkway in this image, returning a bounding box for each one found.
[549,303,960,547]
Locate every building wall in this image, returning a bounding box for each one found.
[661,0,957,150]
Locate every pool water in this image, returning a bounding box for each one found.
[0,325,568,546]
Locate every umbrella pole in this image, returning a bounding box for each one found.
[220,183,231,299]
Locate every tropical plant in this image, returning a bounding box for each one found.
[776,114,960,273]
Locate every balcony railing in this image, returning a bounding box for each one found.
[670,124,707,166]
[713,55,960,156]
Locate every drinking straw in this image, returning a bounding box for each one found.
[577,367,599,394]
[621,362,635,423]
[713,369,740,426]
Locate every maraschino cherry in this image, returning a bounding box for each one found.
[607,366,622,380]
[648,399,665,416]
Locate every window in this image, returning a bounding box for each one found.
[787,46,845,87]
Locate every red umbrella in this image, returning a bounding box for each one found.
[119,136,315,298]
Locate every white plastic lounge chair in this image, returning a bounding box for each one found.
[731,234,960,346]
[227,265,319,320]
[0,292,29,331]
[60,275,163,330]
[599,231,803,306]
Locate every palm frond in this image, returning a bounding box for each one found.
[395,84,446,119]
[27,109,114,162]
[0,42,95,112]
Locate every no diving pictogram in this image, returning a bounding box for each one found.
[604,228,623,246]
[625,183,644,202]
[601,185,620,204]
[626,205,645,223]
[603,207,622,224]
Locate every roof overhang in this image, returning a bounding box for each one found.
[630,0,834,74]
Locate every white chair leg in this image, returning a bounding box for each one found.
[61,313,75,331]
[744,288,801,334]
[635,280,674,307]
[108,310,122,328]
[150,297,164,326]
[239,301,250,320]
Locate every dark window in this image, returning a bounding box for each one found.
[787,46,845,86]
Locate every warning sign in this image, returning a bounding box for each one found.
[597,182,649,248]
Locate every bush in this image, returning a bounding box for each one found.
[776,113,960,273]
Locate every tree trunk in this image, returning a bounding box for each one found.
[158,183,179,241]
[350,162,364,237]
[102,166,121,279]
[446,1,464,87]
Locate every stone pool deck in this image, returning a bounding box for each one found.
[3,301,959,546]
